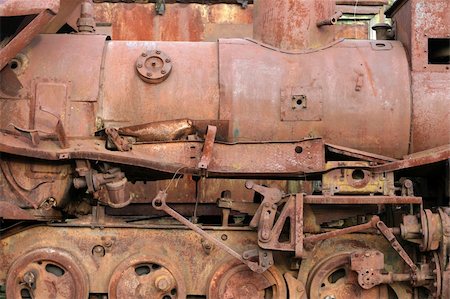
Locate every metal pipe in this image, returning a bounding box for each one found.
[317,11,343,27]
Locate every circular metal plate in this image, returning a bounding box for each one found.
[208,260,287,299]
[136,50,172,84]
[108,254,186,299]
[6,248,89,299]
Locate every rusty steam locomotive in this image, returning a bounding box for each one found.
[0,0,449,298]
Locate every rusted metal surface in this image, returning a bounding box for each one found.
[0,156,71,209]
[1,34,105,137]
[208,260,287,299]
[372,144,450,173]
[253,0,336,51]
[316,11,343,28]
[326,143,397,163]
[1,32,423,158]
[117,119,195,142]
[387,0,450,153]
[0,9,57,71]
[410,71,450,153]
[0,0,449,298]
[135,49,173,84]
[218,38,411,158]
[0,133,326,175]
[5,248,89,299]
[197,125,217,170]
[306,252,391,299]
[0,226,282,295]
[152,190,268,273]
[93,3,253,41]
[91,0,388,3]
[108,254,186,298]
[91,2,382,42]
[255,194,304,257]
[304,195,423,205]
[0,201,35,220]
[0,0,60,16]
[100,40,220,128]
[322,166,394,195]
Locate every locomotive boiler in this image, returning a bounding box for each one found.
[0,0,449,298]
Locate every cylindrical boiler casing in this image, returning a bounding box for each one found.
[8,35,416,158]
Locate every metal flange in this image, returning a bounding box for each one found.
[136,49,172,84]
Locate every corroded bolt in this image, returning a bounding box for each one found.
[155,276,170,291]
[23,271,36,286]
[165,58,171,63]
[141,52,147,57]
[161,70,166,74]
[156,50,161,54]
[147,72,152,77]
[137,63,143,68]
[92,245,105,257]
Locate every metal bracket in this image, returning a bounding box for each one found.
[105,128,132,151]
[376,219,419,274]
[246,181,284,228]
[197,125,217,170]
[256,194,304,257]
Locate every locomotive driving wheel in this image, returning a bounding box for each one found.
[208,260,287,299]
[307,253,396,299]
[6,248,89,299]
[108,254,186,299]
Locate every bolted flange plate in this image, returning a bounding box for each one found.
[136,49,172,84]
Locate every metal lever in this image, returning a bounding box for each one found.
[152,190,269,273]
[304,215,380,244]
[376,220,418,273]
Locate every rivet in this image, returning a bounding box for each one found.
[141,52,147,57]
[165,58,171,63]
[161,70,166,74]
[147,72,152,77]
[156,50,161,54]
[137,63,143,68]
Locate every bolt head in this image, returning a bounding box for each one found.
[161,70,166,74]
[23,271,36,284]
[137,63,143,68]
[155,276,170,291]
[141,52,147,57]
